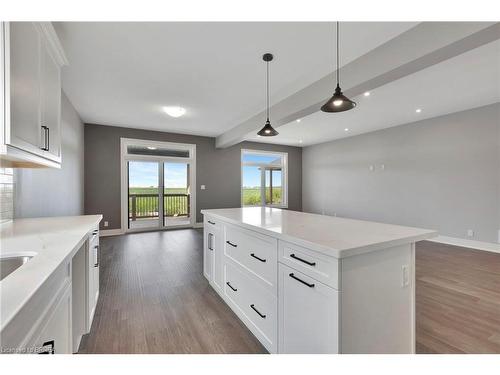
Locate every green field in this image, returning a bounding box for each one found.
[242,187,282,206]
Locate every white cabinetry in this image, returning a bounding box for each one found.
[203,216,223,294]
[87,227,100,330]
[278,264,338,354]
[0,22,67,168]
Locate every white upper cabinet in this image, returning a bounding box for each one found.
[0,22,67,168]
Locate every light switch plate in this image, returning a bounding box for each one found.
[200,185,206,190]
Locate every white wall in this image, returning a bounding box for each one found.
[302,103,500,243]
[14,93,84,218]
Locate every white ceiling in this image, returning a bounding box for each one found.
[252,39,500,147]
[55,22,417,136]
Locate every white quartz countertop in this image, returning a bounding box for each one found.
[201,207,437,258]
[0,215,102,330]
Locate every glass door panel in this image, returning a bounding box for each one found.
[164,162,190,227]
[128,161,161,230]
[265,168,282,205]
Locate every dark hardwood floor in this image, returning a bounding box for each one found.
[78,229,500,354]
[78,229,266,354]
[416,241,500,354]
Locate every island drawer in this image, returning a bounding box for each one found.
[279,241,340,290]
[204,215,222,231]
[224,224,278,292]
[223,261,277,352]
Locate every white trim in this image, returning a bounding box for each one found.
[120,137,196,234]
[428,235,500,254]
[240,149,288,208]
[193,222,204,228]
[36,22,68,66]
[99,229,124,237]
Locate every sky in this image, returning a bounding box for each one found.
[129,161,188,188]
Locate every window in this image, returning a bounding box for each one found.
[241,149,287,207]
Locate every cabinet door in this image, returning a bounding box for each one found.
[34,284,72,354]
[278,263,339,354]
[87,236,100,330]
[8,22,43,153]
[203,229,214,281]
[39,35,61,161]
[211,226,223,292]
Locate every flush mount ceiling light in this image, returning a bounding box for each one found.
[257,53,279,137]
[163,106,186,118]
[416,108,422,113]
[147,146,157,150]
[321,22,356,113]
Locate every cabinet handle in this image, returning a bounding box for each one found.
[250,253,266,263]
[41,126,49,151]
[208,220,216,225]
[92,230,99,235]
[208,233,214,251]
[46,127,50,151]
[94,245,99,267]
[250,304,266,319]
[38,340,55,354]
[226,240,237,248]
[289,273,315,288]
[290,253,316,266]
[226,281,237,292]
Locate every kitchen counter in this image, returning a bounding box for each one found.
[200,207,436,258]
[0,215,102,332]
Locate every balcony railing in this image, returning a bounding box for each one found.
[129,193,190,221]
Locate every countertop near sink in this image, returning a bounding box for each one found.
[0,215,102,331]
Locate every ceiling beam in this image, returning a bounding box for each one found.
[216,22,500,149]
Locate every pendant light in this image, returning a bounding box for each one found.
[257,53,279,136]
[321,22,356,113]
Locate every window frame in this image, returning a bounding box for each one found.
[240,149,288,208]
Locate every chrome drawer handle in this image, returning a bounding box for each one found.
[290,253,316,266]
[208,220,216,225]
[226,282,237,292]
[250,304,266,319]
[94,245,99,267]
[289,273,315,288]
[250,253,266,263]
[226,240,237,248]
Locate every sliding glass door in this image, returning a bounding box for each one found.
[127,161,192,230]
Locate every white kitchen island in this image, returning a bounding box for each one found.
[201,207,436,354]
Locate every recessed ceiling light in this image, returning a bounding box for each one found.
[344,128,349,132]
[299,139,303,144]
[296,119,301,123]
[363,91,370,97]
[147,146,157,150]
[416,108,422,113]
[163,106,186,118]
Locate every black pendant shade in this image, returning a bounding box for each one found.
[257,53,278,136]
[321,22,356,113]
[321,84,356,112]
[257,119,279,136]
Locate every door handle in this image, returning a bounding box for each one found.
[226,240,237,248]
[226,282,237,292]
[290,253,316,266]
[250,253,266,263]
[289,273,315,288]
[250,304,266,319]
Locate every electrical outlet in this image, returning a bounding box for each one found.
[104,221,109,227]
[467,229,474,238]
[401,265,410,287]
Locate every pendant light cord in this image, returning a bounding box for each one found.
[266,60,270,121]
[336,21,340,86]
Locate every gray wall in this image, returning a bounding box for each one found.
[303,103,500,243]
[84,124,302,230]
[14,94,85,218]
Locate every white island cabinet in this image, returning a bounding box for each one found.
[201,207,436,354]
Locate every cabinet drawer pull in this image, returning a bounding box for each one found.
[289,273,315,288]
[208,220,216,225]
[226,282,237,292]
[94,245,99,267]
[250,304,266,319]
[208,233,214,251]
[92,230,99,235]
[226,240,237,248]
[38,340,55,354]
[41,125,49,151]
[250,253,266,263]
[290,253,316,266]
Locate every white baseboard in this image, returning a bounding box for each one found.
[193,222,203,228]
[428,235,500,254]
[99,228,125,237]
